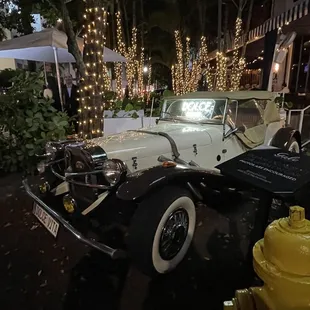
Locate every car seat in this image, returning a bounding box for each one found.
[235,101,280,149]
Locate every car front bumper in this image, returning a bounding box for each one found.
[22,179,126,259]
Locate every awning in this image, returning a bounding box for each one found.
[209,0,310,60]
[0,28,127,63]
[248,0,310,43]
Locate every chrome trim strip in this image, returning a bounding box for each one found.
[65,170,103,178]
[22,179,125,259]
[50,166,111,189]
[65,178,111,190]
[129,130,180,158]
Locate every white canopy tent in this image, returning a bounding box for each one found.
[0,28,127,63]
[0,28,127,110]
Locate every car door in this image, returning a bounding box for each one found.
[223,100,247,162]
[223,99,267,162]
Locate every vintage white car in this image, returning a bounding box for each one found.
[23,91,303,277]
[92,91,301,171]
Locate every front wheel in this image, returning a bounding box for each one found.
[126,186,196,276]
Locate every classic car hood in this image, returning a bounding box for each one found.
[92,122,221,170]
[93,122,213,158]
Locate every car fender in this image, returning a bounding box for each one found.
[116,164,236,202]
[270,127,301,149]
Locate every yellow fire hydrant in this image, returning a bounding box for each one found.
[224,206,310,310]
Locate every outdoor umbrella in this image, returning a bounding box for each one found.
[0,28,127,110]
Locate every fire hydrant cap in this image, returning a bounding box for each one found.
[289,206,306,228]
[262,206,310,276]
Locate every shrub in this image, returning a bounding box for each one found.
[0,71,71,173]
[0,68,24,88]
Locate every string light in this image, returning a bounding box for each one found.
[172,34,212,94]
[79,2,109,138]
[230,17,243,91]
[184,37,191,93]
[115,11,126,56]
[171,65,176,93]
[216,52,227,91]
[174,30,185,95]
[114,10,138,98]
[114,62,122,98]
[114,10,125,98]
[137,47,145,97]
[126,26,138,97]
[147,58,152,102]
[199,36,213,91]
[206,64,213,91]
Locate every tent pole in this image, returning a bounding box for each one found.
[43,62,48,85]
[53,46,64,111]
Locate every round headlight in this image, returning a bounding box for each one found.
[45,142,57,161]
[37,161,46,174]
[102,159,127,185]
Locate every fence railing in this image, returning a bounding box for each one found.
[287,105,310,140]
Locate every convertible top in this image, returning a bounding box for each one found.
[166,91,279,101]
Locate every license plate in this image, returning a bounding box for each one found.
[32,203,59,238]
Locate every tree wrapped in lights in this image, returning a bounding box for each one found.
[114,9,138,98]
[230,17,245,91]
[115,10,126,56]
[79,1,109,138]
[229,0,254,91]
[171,65,176,93]
[200,36,208,64]
[172,34,212,95]
[114,63,123,98]
[174,30,185,95]
[137,47,145,97]
[216,52,227,91]
[184,37,191,93]
[199,36,213,91]
[206,68,213,91]
[114,10,126,98]
[147,59,152,101]
[187,59,201,93]
[127,26,138,97]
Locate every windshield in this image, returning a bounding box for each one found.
[162,99,227,123]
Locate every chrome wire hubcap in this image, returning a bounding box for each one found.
[159,208,189,260]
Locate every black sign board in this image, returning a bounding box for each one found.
[216,148,310,197]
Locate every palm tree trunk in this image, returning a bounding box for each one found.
[59,0,86,77]
[223,2,229,51]
[122,0,130,47]
[140,0,144,47]
[197,0,206,37]
[111,0,116,49]
[217,0,222,52]
[241,0,254,58]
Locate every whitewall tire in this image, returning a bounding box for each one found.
[126,186,196,276]
[287,138,300,153]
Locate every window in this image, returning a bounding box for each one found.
[227,99,265,129]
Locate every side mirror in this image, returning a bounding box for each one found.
[224,126,245,139]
